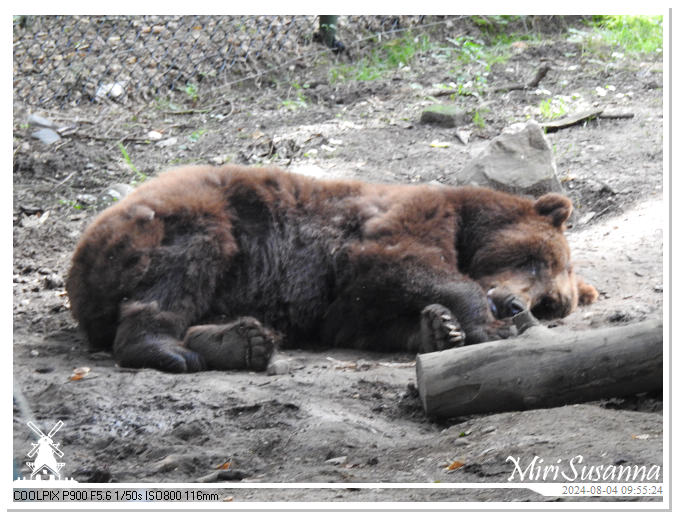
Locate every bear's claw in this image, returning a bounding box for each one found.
[419,303,466,353]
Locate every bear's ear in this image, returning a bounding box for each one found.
[534,193,573,228]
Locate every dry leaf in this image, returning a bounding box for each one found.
[216,461,231,470]
[446,460,465,471]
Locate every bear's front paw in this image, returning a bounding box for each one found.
[419,304,466,353]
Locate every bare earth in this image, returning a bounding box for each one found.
[12,34,664,504]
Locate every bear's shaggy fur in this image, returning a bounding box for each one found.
[67,165,597,372]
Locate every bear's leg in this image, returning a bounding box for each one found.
[323,270,513,353]
[183,317,279,371]
[112,233,224,372]
[113,301,206,372]
[426,279,515,346]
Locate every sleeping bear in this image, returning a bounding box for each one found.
[66,165,598,373]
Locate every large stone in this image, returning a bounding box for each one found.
[458,120,564,197]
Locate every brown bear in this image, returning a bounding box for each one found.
[66,165,597,373]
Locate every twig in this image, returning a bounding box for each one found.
[599,111,635,119]
[67,132,152,143]
[541,110,635,133]
[161,100,233,116]
[53,170,75,188]
[493,64,551,93]
[526,64,551,88]
[540,109,604,132]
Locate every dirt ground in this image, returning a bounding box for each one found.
[12,25,664,504]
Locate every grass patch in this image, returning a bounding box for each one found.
[59,199,84,211]
[472,108,489,129]
[188,128,207,142]
[573,15,663,56]
[592,15,663,53]
[329,32,432,83]
[183,82,199,103]
[447,36,510,69]
[280,82,309,110]
[117,142,147,183]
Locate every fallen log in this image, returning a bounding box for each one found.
[416,312,662,418]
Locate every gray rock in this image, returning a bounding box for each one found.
[99,183,134,206]
[27,114,58,129]
[149,454,187,473]
[267,356,291,376]
[95,82,126,100]
[76,193,98,206]
[421,104,469,128]
[31,128,60,145]
[43,273,64,290]
[324,455,347,465]
[454,129,470,145]
[157,137,178,148]
[459,120,564,197]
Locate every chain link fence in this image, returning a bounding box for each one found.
[13,15,444,109]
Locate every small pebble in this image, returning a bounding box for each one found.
[267,358,290,376]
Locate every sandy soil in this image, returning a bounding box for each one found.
[12,28,664,504]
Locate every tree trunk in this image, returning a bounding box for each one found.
[416,315,662,418]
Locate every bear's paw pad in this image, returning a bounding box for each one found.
[184,318,278,371]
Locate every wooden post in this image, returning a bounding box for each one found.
[416,313,662,418]
[318,15,339,48]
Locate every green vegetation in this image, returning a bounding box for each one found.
[472,108,489,129]
[590,15,663,54]
[188,128,207,142]
[280,82,309,110]
[59,199,84,210]
[446,36,510,70]
[469,15,534,45]
[117,142,147,183]
[183,82,199,102]
[571,15,663,56]
[329,32,432,83]
[539,97,567,120]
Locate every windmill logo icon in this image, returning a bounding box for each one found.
[24,421,67,480]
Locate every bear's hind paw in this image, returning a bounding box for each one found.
[184,317,279,371]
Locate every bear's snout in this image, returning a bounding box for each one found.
[531,293,574,320]
[487,288,573,320]
[486,289,526,319]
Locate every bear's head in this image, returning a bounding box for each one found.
[468,193,597,320]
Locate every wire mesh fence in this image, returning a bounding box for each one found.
[13,15,443,109]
